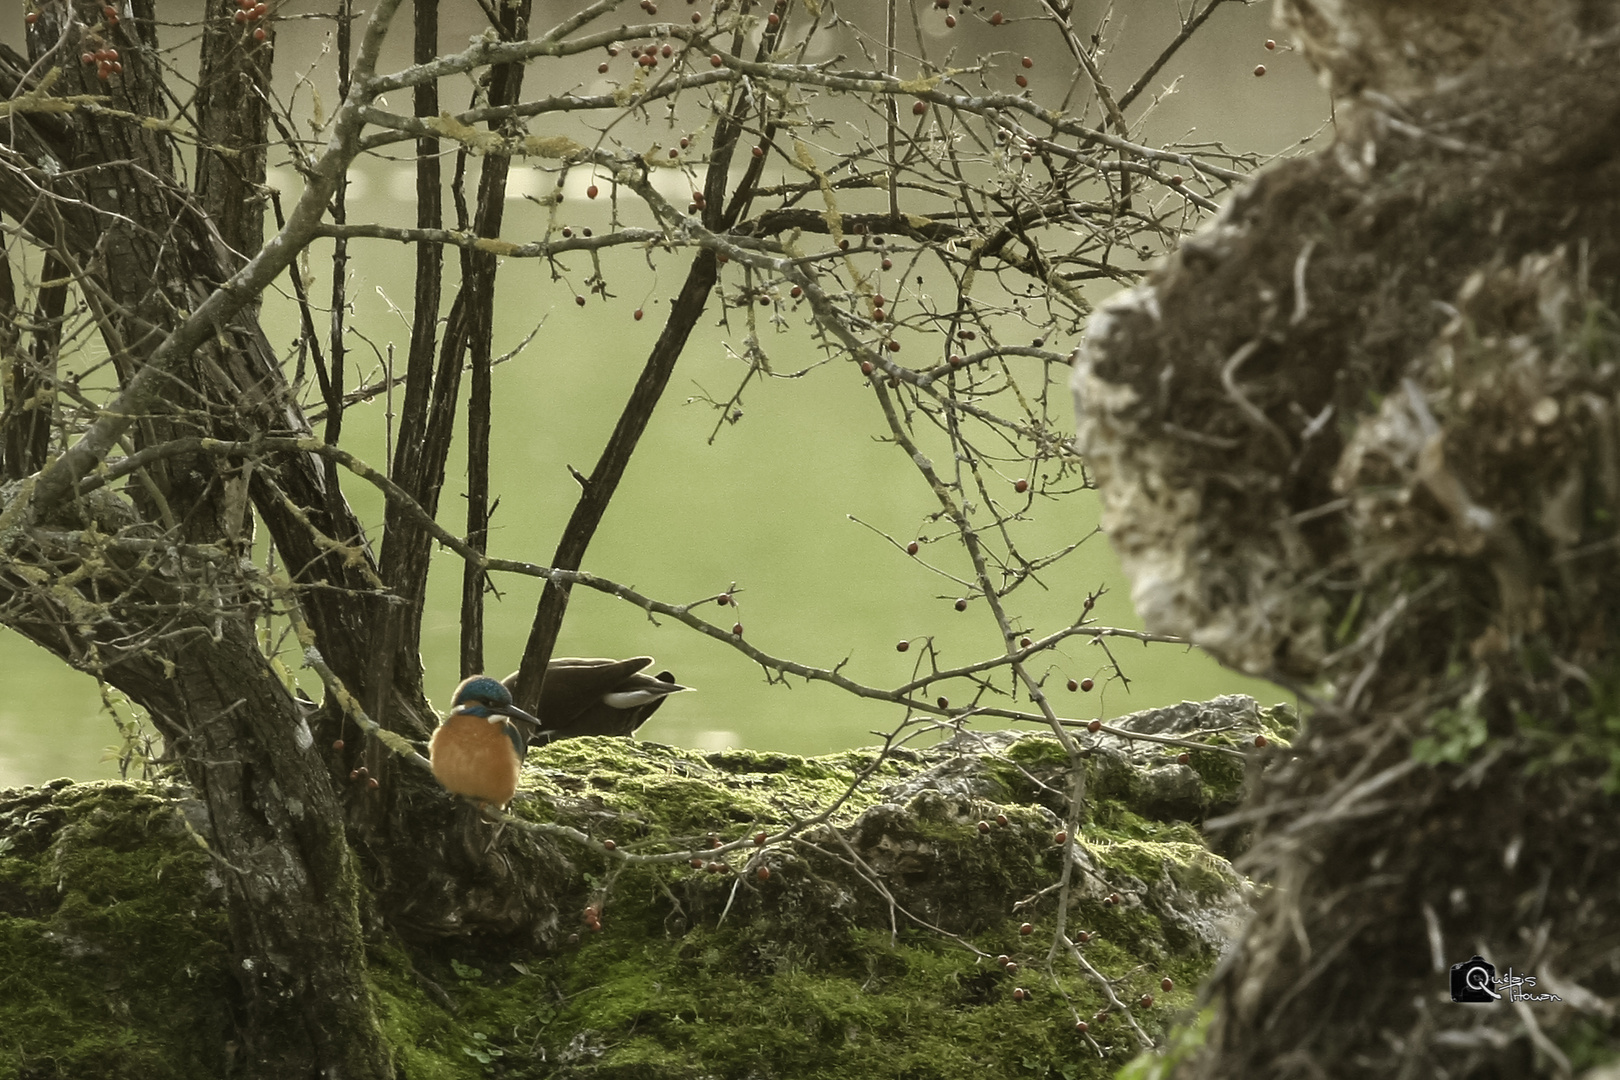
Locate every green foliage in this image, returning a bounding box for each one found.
[1412,682,1489,767]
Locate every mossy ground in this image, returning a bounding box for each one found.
[0,728,1266,1079]
[0,781,233,1078]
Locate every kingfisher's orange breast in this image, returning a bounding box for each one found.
[429,713,522,808]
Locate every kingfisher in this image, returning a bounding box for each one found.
[502,656,690,743]
[429,675,544,810]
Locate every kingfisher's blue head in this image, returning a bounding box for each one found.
[450,675,542,729]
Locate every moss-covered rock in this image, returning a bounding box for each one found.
[0,698,1287,1079]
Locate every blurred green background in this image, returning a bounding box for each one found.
[0,0,1327,786]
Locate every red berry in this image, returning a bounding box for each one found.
[711,53,723,66]
[1078,932,1090,943]
[1169,175,1184,186]
[27,11,39,24]
[669,149,679,158]
[692,11,702,21]
[609,46,620,56]
[1178,752,1191,765]
[989,10,1003,24]
[562,227,573,238]
[1054,831,1067,845]
[896,640,909,652]
[645,1,656,10]
[767,11,779,24]
[1067,679,1079,692]
[1005,961,1018,974]
[1019,637,1032,649]
[945,14,955,26]
[754,831,768,845]
[575,294,586,306]
[752,146,764,157]
[253,26,267,40]
[1015,75,1028,88]
[104,4,117,16]
[886,340,900,352]
[906,541,918,555]
[253,2,266,12]
[83,52,97,64]
[586,185,599,199]
[1264,39,1276,50]
[996,954,1010,966]
[1255,734,1268,747]
[1019,922,1033,936]
[881,258,893,270]
[732,622,744,635]
[717,592,731,605]
[955,598,967,612]
[1014,478,1028,493]
[1140,993,1154,1008]
[996,814,1008,826]
[639,54,655,67]
[1110,893,1122,904]
[708,835,721,849]
[1012,987,1025,1000]
[333,739,345,750]
[367,777,379,789]
[691,858,705,868]
[633,308,644,320]
[681,139,690,149]
[860,360,874,375]
[661,44,672,57]
[599,62,610,72]
[1080,678,1094,692]
[913,100,928,115]
[1021,56,1033,68]
[1075,1021,1088,1033]
[1087,720,1101,732]
[349,769,361,781]
[707,861,723,873]
[937,696,949,709]
[790,285,802,298]
[756,866,770,880]
[603,839,616,850]
[1161,977,1174,992]
[978,820,991,834]
[872,309,885,323]
[1253,64,1266,76]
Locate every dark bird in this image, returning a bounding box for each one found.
[429,675,543,809]
[503,656,690,743]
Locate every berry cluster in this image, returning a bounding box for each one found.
[233,0,270,42]
[81,46,121,81]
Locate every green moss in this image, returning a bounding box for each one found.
[0,731,1251,1079]
[0,782,233,1079]
[521,738,913,842]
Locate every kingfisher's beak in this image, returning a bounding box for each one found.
[501,703,543,730]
